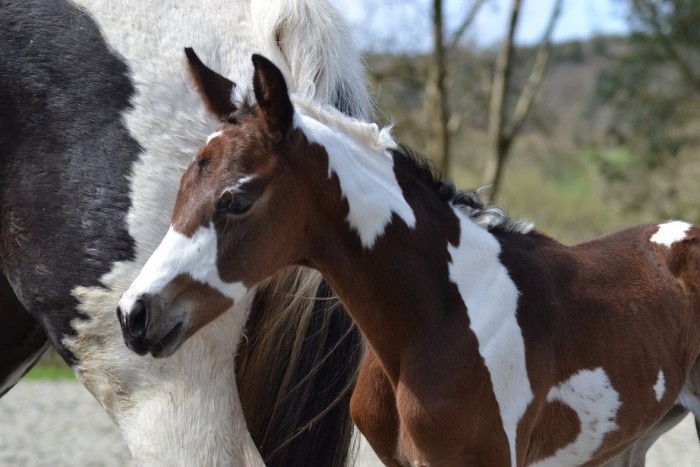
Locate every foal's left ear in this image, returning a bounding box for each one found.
[185,47,237,119]
[252,54,293,139]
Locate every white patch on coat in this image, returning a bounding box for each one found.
[447,207,532,467]
[531,367,621,467]
[294,112,416,249]
[206,130,223,145]
[118,225,248,313]
[654,370,666,402]
[64,0,370,464]
[650,221,692,248]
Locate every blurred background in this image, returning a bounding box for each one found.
[6,2,699,464]
[333,0,700,244]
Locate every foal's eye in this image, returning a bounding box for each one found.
[218,191,254,215]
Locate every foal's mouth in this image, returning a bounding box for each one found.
[149,322,185,358]
[122,321,185,359]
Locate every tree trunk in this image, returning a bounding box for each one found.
[426,0,450,175]
[483,0,521,199]
[483,0,562,200]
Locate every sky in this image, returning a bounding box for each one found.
[332,0,630,52]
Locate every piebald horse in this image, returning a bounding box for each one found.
[118,54,700,466]
[0,1,369,465]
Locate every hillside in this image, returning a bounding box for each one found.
[363,35,697,244]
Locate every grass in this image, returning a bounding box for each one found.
[24,365,76,380]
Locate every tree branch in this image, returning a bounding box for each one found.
[505,0,563,140]
[487,0,521,150]
[639,0,700,91]
[448,0,488,51]
[424,0,451,173]
[482,0,521,192]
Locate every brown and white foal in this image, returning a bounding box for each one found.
[117,55,700,466]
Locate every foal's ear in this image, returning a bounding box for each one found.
[251,54,293,138]
[185,47,237,119]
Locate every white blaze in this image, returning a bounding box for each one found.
[120,225,247,308]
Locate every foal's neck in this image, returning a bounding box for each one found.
[293,113,515,383]
[306,160,487,384]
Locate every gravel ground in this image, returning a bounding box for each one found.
[0,380,698,466]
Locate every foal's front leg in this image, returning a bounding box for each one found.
[351,349,402,466]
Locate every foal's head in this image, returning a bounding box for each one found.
[117,51,351,357]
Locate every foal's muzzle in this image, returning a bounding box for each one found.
[116,294,185,358]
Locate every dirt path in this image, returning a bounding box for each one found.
[0,380,697,466]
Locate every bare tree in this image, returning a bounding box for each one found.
[426,0,486,175]
[482,0,563,199]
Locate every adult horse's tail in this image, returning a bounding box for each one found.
[250,0,371,121]
[238,271,364,467]
[237,2,370,466]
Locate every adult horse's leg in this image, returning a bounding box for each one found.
[603,405,688,467]
[0,274,49,396]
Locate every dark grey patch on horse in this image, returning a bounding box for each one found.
[0,272,50,396]
[0,0,139,365]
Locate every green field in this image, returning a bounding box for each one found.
[24,365,75,380]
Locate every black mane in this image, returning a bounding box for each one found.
[390,145,533,234]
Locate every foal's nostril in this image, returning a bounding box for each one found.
[126,299,149,337]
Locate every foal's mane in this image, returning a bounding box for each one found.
[288,97,534,235]
[391,146,534,234]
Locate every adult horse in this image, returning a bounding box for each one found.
[0,0,368,465]
[118,53,700,466]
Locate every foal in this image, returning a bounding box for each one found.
[118,55,700,466]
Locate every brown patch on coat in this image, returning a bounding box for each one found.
[161,274,234,341]
[351,350,400,465]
